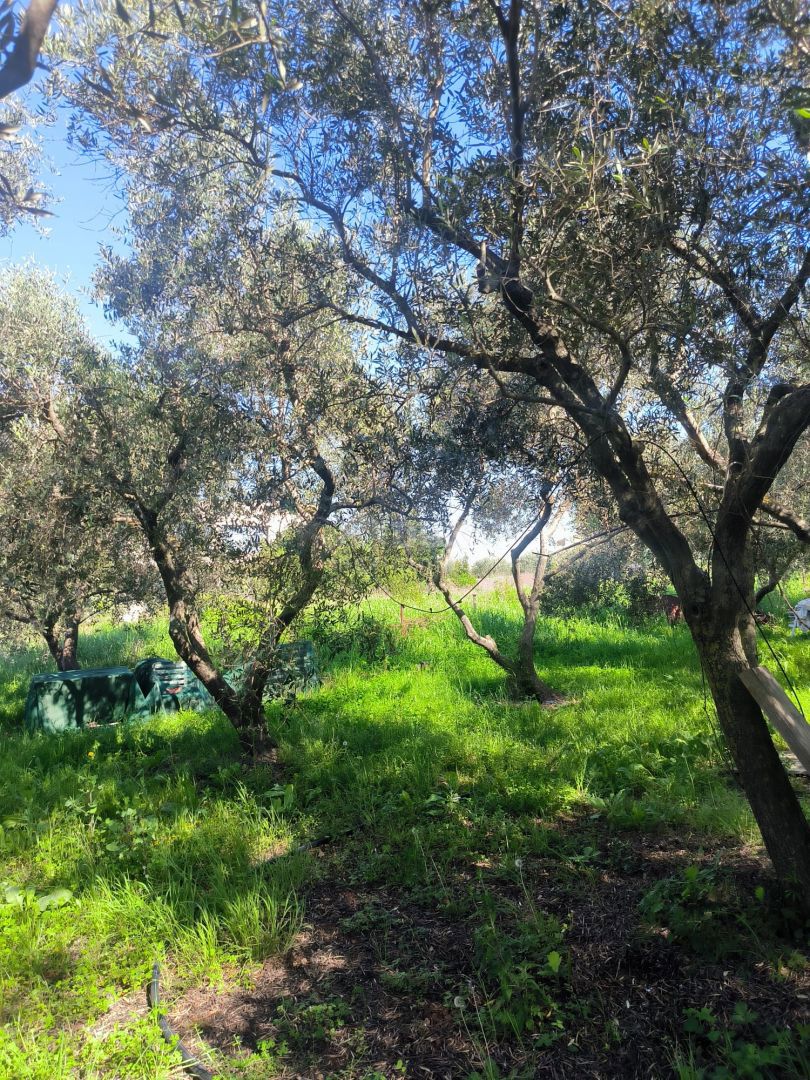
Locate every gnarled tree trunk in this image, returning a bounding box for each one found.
[43,614,81,671]
[691,614,810,894]
[59,616,80,671]
[681,523,810,894]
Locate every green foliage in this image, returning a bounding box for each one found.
[640,862,810,964]
[447,559,477,587]
[274,998,351,1049]
[639,863,736,958]
[310,608,399,664]
[472,896,567,1039]
[0,592,808,1074]
[674,1004,810,1078]
[543,537,670,618]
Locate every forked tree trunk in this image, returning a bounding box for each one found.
[436,577,561,704]
[43,615,82,671]
[508,598,554,702]
[43,622,62,670]
[144,484,331,755]
[507,503,563,703]
[432,494,562,706]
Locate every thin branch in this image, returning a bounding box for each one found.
[753,247,810,366]
[668,235,760,333]
[544,271,634,408]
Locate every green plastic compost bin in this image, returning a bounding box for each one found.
[24,667,135,734]
[130,657,215,715]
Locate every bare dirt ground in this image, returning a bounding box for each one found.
[165,822,810,1079]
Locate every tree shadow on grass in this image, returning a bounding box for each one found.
[159,815,810,1080]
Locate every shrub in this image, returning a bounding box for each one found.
[310,609,398,663]
[542,535,669,616]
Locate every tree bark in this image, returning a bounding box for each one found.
[59,616,80,671]
[42,615,81,671]
[0,0,57,100]
[136,458,333,753]
[681,525,810,894]
[695,620,810,894]
[146,524,252,736]
[507,600,559,703]
[509,501,563,704]
[42,620,63,670]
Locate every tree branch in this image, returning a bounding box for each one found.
[0,0,57,99]
[668,235,760,333]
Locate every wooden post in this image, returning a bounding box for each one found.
[738,666,810,775]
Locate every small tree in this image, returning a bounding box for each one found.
[0,266,155,667]
[0,428,152,668]
[397,371,573,704]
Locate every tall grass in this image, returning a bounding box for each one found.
[0,587,808,1075]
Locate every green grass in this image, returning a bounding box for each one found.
[1,588,809,1077]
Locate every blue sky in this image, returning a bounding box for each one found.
[0,112,130,345]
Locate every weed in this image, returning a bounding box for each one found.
[274,998,351,1049]
[673,1003,810,1078]
[639,863,739,958]
[471,891,567,1040]
[221,885,303,962]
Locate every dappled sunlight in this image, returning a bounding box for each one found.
[1,600,808,1075]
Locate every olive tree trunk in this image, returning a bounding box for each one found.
[691,613,810,894]
[43,614,81,672]
[432,493,562,706]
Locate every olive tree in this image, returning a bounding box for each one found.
[394,365,578,704]
[62,1,810,886]
[46,183,405,747]
[0,424,154,668]
[0,266,156,666]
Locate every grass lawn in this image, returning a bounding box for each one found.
[1,591,810,1078]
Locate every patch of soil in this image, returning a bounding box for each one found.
[86,990,145,1041]
[167,824,810,1078]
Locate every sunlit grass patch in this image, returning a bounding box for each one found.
[0,590,807,1074]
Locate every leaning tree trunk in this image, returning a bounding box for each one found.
[149,529,257,743]
[694,619,810,895]
[42,622,63,670]
[684,532,810,896]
